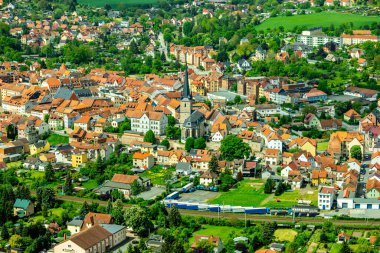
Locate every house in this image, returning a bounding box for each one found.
[265,148,280,166]
[303,113,321,129]
[344,86,378,101]
[320,119,342,130]
[133,152,154,170]
[343,109,360,123]
[191,235,223,253]
[54,224,127,253]
[281,162,298,178]
[366,179,380,199]
[81,212,113,231]
[67,218,83,235]
[269,243,285,252]
[72,151,88,168]
[288,137,317,156]
[29,140,50,155]
[127,111,168,135]
[13,199,34,218]
[328,131,364,160]
[337,231,350,243]
[303,89,327,103]
[346,158,361,173]
[200,170,219,186]
[237,59,252,72]
[318,186,336,210]
[176,162,193,175]
[74,116,92,131]
[311,170,327,186]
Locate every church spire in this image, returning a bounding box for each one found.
[182,64,192,100]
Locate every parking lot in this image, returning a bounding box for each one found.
[136,186,166,200]
[179,190,220,203]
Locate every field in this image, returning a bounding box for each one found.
[190,225,244,245]
[78,0,158,7]
[140,166,174,185]
[257,12,379,31]
[47,134,69,146]
[208,179,269,206]
[274,229,298,242]
[317,141,329,152]
[265,189,318,208]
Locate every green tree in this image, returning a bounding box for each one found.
[350,145,362,161]
[185,137,195,152]
[131,181,142,196]
[183,22,193,37]
[302,105,317,116]
[340,241,352,253]
[143,130,156,144]
[80,201,90,217]
[160,139,170,149]
[194,137,206,149]
[6,124,17,140]
[106,200,113,214]
[259,96,267,104]
[44,163,55,182]
[167,115,176,127]
[208,155,219,174]
[124,206,153,237]
[112,199,125,225]
[1,225,9,240]
[63,172,74,195]
[9,234,23,248]
[36,187,55,209]
[220,135,251,161]
[168,206,182,227]
[262,222,276,245]
[195,239,214,253]
[43,114,49,124]
[264,179,275,194]
[234,95,242,104]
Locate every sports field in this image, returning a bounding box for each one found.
[257,12,379,31]
[78,0,158,7]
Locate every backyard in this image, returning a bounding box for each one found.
[264,189,318,208]
[190,225,244,245]
[274,229,298,242]
[317,141,329,152]
[47,134,69,146]
[257,12,379,31]
[140,166,175,185]
[78,0,158,7]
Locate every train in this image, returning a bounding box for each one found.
[162,199,319,216]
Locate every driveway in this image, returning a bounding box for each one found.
[136,186,166,200]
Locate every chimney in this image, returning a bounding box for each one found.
[64,233,67,241]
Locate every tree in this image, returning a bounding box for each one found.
[80,201,90,217]
[195,239,214,253]
[350,146,362,161]
[131,181,142,196]
[234,95,242,104]
[340,241,352,253]
[6,124,17,140]
[106,200,113,214]
[208,155,219,174]
[124,206,153,237]
[9,234,23,249]
[143,130,156,144]
[160,139,170,149]
[185,137,195,152]
[168,206,182,228]
[259,96,267,104]
[15,185,31,200]
[264,179,275,194]
[63,172,73,195]
[112,199,125,225]
[36,187,55,209]
[166,126,181,140]
[1,225,9,240]
[44,163,55,182]
[183,22,193,37]
[302,105,317,116]
[194,137,206,149]
[262,222,276,245]
[220,135,251,161]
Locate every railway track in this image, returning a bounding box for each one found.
[55,195,380,226]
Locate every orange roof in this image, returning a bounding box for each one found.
[133,152,152,160]
[111,174,139,184]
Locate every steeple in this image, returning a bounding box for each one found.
[182,64,192,100]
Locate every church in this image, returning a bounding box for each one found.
[180,66,206,141]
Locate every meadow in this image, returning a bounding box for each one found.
[257,12,379,31]
[78,0,158,7]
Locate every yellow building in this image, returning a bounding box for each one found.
[288,137,317,157]
[72,152,88,168]
[29,140,50,156]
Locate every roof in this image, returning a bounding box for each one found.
[255,250,276,253]
[111,174,139,184]
[99,224,125,234]
[14,199,31,209]
[319,186,335,194]
[82,212,113,229]
[69,225,112,250]
[133,152,152,160]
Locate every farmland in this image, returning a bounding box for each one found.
[78,0,158,7]
[256,12,379,31]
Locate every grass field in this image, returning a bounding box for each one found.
[317,141,329,152]
[264,189,318,208]
[140,166,174,185]
[190,225,244,245]
[47,134,69,146]
[274,229,298,242]
[82,179,98,190]
[78,0,158,7]
[208,179,269,206]
[257,12,379,31]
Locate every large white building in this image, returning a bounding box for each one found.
[297,29,342,47]
[318,186,336,210]
[127,111,168,135]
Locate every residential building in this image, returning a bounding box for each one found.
[297,28,342,47]
[72,152,88,168]
[29,140,50,155]
[303,89,327,103]
[127,111,168,135]
[200,170,218,186]
[13,199,34,218]
[366,179,380,199]
[191,235,223,253]
[132,152,154,170]
[318,186,336,210]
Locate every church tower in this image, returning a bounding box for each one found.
[180,65,192,125]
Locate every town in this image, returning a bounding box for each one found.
[0,0,379,252]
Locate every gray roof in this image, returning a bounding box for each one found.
[103,181,131,190]
[184,110,205,127]
[100,224,125,234]
[176,162,192,171]
[67,219,83,227]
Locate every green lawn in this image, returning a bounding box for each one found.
[317,141,329,152]
[265,189,318,208]
[190,225,244,245]
[7,161,22,169]
[274,229,298,242]
[47,134,69,146]
[208,179,269,207]
[140,166,174,185]
[257,12,379,31]
[78,0,158,7]
[81,179,98,190]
